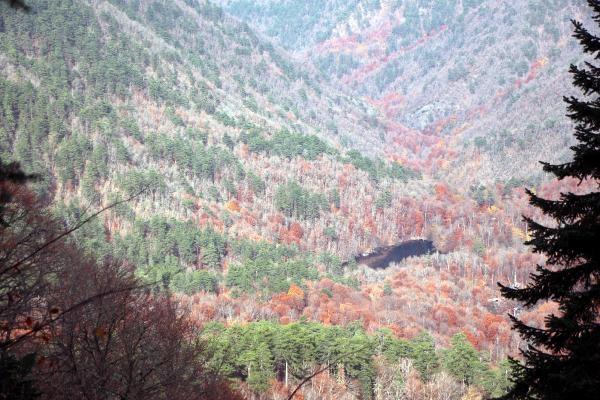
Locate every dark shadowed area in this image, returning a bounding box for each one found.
[354,239,436,269]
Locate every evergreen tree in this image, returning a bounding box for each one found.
[443,333,482,386]
[241,339,275,392]
[499,3,600,398]
[274,323,318,379]
[410,332,439,381]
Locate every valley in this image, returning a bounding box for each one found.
[0,0,596,399]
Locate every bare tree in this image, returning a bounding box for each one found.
[36,258,209,400]
[0,172,241,399]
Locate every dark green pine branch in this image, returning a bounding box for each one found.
[500,263,597,307]
[589,0,600,24]
[523,215,599,267]
[572,125,600,149]
[572,19,600,58]
[498,2,600,399]
[526,190,600,224]
[563,96,600,131]
[570,63,600,96]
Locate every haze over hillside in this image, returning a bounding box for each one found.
[0,1,594,399]
[217,0,583,185]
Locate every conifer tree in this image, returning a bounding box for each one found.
[410,332,439,381]
[499,2,600,398]
[443,333,482,386]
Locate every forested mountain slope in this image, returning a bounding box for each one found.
[0,0,436,313]
[0,1,584,398]
[0,0,418,257]
[216,0,584,185]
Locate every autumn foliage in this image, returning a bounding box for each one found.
[0,180,243,399]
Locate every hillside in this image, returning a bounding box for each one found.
[0,0,589,398]
[0,0,554,356]
[216,0,583,186]
[0,0,418,257]
[0,0,438,327]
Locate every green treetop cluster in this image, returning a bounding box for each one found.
[202,321,512,398]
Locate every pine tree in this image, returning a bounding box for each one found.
[498,2,600,399]
[410,332,439,381]
[443,333,482,386]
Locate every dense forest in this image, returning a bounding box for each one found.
[0,0,598,399]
